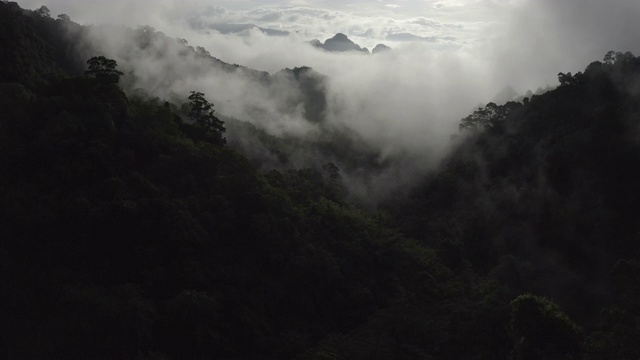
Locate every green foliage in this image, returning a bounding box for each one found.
[510,294,583,360]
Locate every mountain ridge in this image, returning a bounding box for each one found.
[310,32,391,55]
[2,3,640,360]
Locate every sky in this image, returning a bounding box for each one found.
[21,0,640,81]
[22,0,516,48]
[14,0,640,196]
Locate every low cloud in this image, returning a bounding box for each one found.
[16,0,640,200]
[487,0,640,92]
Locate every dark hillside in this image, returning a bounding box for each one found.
[0,3,454,359]
[390,51,640,357]
[2,2,640,359]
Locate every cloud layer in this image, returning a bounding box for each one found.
[15,0,640,200]
[20,0,509,49]
[487,0,640,92]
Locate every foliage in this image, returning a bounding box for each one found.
[510,294,582,359]
[35,5,50,18]
[85,55,124,84]
[3,2,640,359]
[459,101,522,132]
[56,13,70,22]
[0,12,452,356]
[391,48,640,359]
[186,90,226,145]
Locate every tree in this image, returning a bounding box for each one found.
[459,101,520,132]
[85,56,124,85]
[187,91,225,145]
[56,13,70,22]
[510,294,583,360]
[557,72,582,87]
[35,5,50,18]
[603,50,618,65]
[322,162,341,181]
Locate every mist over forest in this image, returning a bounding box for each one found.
[2,0,640,359]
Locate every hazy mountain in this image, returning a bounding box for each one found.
[372,43,392,54]
[311,33,370,54]
[2,3,640,360]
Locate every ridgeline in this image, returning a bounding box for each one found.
[1,2,640,359]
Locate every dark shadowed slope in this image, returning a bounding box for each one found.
[2,3,640,360]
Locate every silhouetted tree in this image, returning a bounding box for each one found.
[603,50,618,65]
[187,91,226,145]
[35,5,50,18]
[85,56,123,85]
[459,101,520,132]
[557,72,582,86]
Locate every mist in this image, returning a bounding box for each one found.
[16,0,640,201]
[488,0,640,93]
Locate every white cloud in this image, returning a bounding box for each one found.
[18,0,640,133]
[14,0,640,197]
[18,0,503,45]
[486,0,640,92]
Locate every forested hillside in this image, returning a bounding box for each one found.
[388,51,640,358]
[1,2,639,359]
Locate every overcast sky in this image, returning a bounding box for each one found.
[17,0,640,121]
[20,0,514,49]
[20,0,640,69]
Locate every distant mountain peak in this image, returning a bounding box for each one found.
[311,33,370,54]
[372,44,392,55]
[331,33,349,41]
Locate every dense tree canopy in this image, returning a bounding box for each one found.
[510,294,582,360]
[85,55,124,84]
[1,2,640,360]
